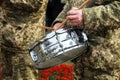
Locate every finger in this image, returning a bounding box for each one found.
[70,19,83,26]
[67,7,79,15]
[70,19,79,23]
[66,15,78,20]
[53,23,62,30]
[67,11,77,15]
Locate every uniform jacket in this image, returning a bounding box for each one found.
[0,0,48,52]
[53,0,120,79]
[54,0,120,31]
[0,0,48,79]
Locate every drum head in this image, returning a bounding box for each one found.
[29,27,88,69]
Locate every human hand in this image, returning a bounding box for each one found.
[66,7,83,26]
[53,22,62,30]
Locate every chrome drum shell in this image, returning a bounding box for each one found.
[29,27,88,69]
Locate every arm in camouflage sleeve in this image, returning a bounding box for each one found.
[83,1,120,31]
[52,1,71,25]
[52,0,85,27]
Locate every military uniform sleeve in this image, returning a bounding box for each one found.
[83,1,120,31]
[52,1,71,25]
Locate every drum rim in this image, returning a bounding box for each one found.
[34,43,88,69]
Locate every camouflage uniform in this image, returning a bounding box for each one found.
[61,0,68,4]
[0,0,48,80]
[53,0,120,80]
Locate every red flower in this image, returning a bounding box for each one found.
[68,75,73,80]
[41,71,49,78]
[61,77,69,80]
[38,78,48,80]
[56,76,60,80]
[38,63,74,80]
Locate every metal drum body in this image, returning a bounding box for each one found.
[29,27,88,69]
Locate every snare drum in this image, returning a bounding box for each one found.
[29,27,88,69]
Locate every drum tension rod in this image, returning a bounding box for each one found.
[38,0,90,31]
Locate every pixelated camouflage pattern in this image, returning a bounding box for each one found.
[53,0,120,80]
[0,0,48,80]
[61,0,68,4]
